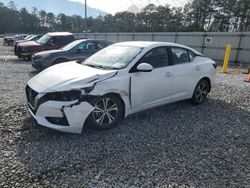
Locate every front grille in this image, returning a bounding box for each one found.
[14,45,21,56]
[26,86,38,109]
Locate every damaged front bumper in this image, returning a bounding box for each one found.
[27,100,94,134]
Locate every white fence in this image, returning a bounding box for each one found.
[74,32,250,67]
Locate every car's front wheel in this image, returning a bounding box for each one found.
[192,79,210,105]
[87,95,123,130]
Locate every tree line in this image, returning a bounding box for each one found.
[0,0,249,34]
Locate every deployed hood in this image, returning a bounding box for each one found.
[19,41,40,47]
[28,61,117,92]
[35,49,65,56]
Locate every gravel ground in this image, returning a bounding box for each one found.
[0,40,250,188]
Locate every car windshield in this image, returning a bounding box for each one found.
[36,34,52,45]
[24,35,33,40]
[83,45,143,70]
[61,40,84,51]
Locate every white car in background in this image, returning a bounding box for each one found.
[26,41,216,133]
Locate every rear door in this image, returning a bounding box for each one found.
[170,47,203,100]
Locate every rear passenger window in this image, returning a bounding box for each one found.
[97,42,109,50]
[139,47,169,68]
[61,36,74,46]
[171,47,190,64]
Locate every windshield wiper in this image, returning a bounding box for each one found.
[84,64,117,70]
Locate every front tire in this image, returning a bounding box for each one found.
[87,95,123,130]
[192,79,210,105]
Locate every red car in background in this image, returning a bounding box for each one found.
[15,32,75,59]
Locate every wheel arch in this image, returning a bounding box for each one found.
[200,77,211,92]
[102,92,126,118]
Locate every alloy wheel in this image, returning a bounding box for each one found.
[195,82,208,103]
[92,97,119,126]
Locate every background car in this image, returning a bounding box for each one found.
[14,35,42,46]
[14,35,43,58]
[3,34,28,46]
[15,32,75,60]
[26,41,216,134]
[31,39,113,70]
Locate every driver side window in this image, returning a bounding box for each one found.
[139,47,169,68]
[76,42,96,50]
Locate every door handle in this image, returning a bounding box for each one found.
[195,66,201,71]
[164,72,173,77]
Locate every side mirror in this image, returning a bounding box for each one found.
[136,63,153,72]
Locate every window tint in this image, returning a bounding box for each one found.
[76,42,96,50]
[139,47,169,68]
[52,37,61,45]
[171,47,190,64]
[97,42,109,50]
[61,36,74,46]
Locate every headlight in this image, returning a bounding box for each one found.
[22,47,29,52]
[46,90,81,101]
[45,86,95,101]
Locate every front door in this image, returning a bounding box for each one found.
[71,41,97,61]
[130,47,174,109]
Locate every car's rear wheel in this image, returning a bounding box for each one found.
[192,79,210,105]
[87,95,123,130]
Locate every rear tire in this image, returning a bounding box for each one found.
[87,94,123,130]
[192,79,210,105]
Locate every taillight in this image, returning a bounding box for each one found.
[213,63,217,69]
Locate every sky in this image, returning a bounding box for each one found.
[70,0,189,14]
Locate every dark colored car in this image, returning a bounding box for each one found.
[32,39,113,70]
[15,32,75,59]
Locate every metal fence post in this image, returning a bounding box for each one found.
[235,32,244,64]
[201,32,207,54]
[152,33,155,41]
[174,32,179,43]
[116,33,119,42]
[132,32,135,41]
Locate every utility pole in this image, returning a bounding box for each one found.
[85,0,87,32]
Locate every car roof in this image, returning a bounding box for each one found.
[47,32,73,36]
[115,41,203,56]
[74,39,113,43]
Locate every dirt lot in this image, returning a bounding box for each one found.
[0,39,250,187]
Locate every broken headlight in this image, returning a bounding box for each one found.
[46,90,81,101]
[46,86,95,101]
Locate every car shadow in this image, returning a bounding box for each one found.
[14,98,250,186]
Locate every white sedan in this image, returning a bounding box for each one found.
[26,41,216,133]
